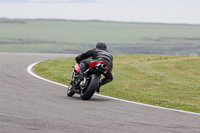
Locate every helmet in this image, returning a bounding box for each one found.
[96,41,107,50]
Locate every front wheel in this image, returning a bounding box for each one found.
[80,74,100,100]
[67,83,75,97]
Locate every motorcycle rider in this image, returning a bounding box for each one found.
[75,41,113,92]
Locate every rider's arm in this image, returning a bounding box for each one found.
[75,48,95,62]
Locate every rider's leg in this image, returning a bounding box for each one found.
[77,59,91,80]
[80,59,91,73]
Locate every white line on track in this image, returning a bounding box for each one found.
[27,62,200,116]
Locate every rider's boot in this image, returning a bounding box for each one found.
[74,73,84,80]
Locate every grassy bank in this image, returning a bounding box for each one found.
[33,54,200,113]
[0,18,200,55]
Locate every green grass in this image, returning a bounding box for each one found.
[34,54,200,113]
[1,18,200,55]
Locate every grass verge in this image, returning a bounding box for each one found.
[33,54,200,113]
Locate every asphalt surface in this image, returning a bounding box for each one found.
[0,53,200,133]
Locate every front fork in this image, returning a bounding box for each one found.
[70,71,80,94]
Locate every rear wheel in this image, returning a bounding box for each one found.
[80,74,99,100]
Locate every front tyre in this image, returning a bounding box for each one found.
[67,83,75,97]
[80,74,99,100]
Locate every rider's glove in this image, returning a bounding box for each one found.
[75,54,82,63]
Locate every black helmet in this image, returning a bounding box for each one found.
[96,41,107,50]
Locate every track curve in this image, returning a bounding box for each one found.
[0,53,200,133]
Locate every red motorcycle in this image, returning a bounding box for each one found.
[67,61,109,100]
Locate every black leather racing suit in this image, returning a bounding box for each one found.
[75,47,113,86]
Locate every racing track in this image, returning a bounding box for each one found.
[0,53,200,133]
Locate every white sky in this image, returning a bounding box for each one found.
[0,0,200,24]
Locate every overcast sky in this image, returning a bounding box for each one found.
[0,0,185,3]
[0,0,199,3]
[0,0,200,24]
[0,0,96,2]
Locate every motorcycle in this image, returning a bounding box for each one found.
[67,61,109,100]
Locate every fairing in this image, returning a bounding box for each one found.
[89,61,109,73]
[74,63,80,73]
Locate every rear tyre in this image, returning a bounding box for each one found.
[67,83,75,97]
[80,74,99,100]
